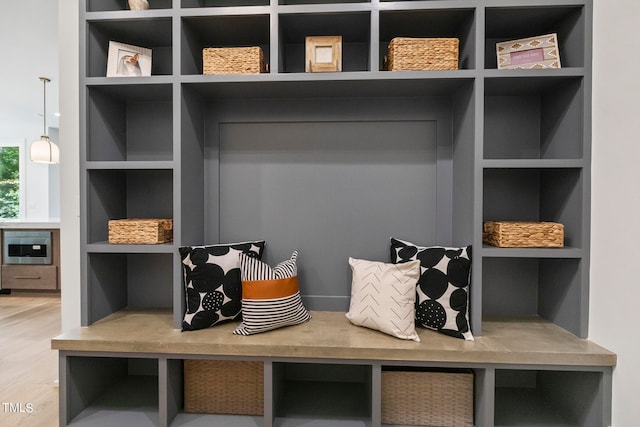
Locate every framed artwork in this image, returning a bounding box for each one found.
[496,33,561,69]
[305,36,342,72]
[107,41,152,77]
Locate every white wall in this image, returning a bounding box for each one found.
[591,0,640,425]
[57,0,640,425]
[58,0,81,332]
[0,0,60,222]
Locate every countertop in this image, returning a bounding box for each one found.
[0,221,60,229]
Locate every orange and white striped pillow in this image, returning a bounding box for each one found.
[233,251,311,336]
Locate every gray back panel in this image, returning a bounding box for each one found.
[218,120,438,309]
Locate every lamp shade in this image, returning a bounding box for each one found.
[30,136,60,164]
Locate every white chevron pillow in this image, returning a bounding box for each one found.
[346,258,421,342]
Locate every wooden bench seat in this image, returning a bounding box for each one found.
[52,310,615,367]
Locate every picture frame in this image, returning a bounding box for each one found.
[496,33,561,70]
[107,41,152,77]
[305,36,342,73]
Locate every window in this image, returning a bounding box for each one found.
[0,145,21,219]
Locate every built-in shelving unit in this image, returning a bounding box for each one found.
[59,1,612,426]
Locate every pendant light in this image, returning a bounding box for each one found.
[30,77,60,164]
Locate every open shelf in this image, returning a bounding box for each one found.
[86,18,173,77]
[483,168,584,249]
[181,14,270,76]
[279,11,371,73]
[65,356,159,427]
[182,0,269,7]
[85,169,173,244]
[273,363,372,424]
[86,84,173,162]
[485,5,586,69]
[484,76,584,160]
[494,369,605,427]
[379,8,476,71]
[87,0,173,12]
[86,253,173,324]
[482,257,584,336]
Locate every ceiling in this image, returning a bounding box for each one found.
[0,0,59,143]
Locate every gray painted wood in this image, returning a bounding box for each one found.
[75,0,603,425]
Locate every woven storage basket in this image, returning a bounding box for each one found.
[108,218,173,244]
[203,47,266,75]
[184,360,264,415]
[385,37,459,71]
[483,221,564,248]
[381,369,473,426]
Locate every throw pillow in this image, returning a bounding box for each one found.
[179,240,266,331]
[346,257,421,342]
[390,238,474,341]
[234,250,311,336]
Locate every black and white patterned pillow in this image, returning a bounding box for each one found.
[390,238,473,341]
[180,241,265,331]
[234,250,311,336]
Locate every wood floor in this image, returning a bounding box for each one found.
[0,292,60,427]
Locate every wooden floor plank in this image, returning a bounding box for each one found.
[0,293,60,427]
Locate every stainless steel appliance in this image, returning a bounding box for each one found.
[3,230,52,265]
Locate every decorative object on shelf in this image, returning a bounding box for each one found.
[234,250,311,336]
[390,238,473,341]
[30,77,60,164]
[385,37,459,71]
[128,0,149,10]
[483,221,564,248]
[202,46,266,75]
[180,241,266,331]
[305,36,342,72]
[346,258,421,342]
[184,360,264,416]
[496,33,561,69]
[106,41,152,77]
[108,218,173,244]
[382,369,474,427]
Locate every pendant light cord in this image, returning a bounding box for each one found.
[40,77,50,137]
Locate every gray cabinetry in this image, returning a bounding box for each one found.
[71,0,606,426]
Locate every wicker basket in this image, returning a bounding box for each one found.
[483,221,564,248]
[203,47,266,75]
[381,369,473,426]
[184,360,264,415]
[108,218,173,244]
[385,37,459,71]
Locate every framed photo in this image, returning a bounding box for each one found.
[107,41,152,77]
[496,33,560,70]
[305,36,342,73]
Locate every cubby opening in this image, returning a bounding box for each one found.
[380,366,474,427]
[485,5,585,69]
[483,168,584,249]
[86,18,172,77]
[169,359,264,427]
[274,363,372,424]
[278,12,371,73]
[484,76,584,160]
[86,253,173,324]
[86,84,173,162]
[494,369,604,427]
[87,0,172,12]
[482,257,583,336]
[182,0,269,7]
[86,169,173,244]
[379,8,476,71]
[181,15,270,75]
[280,0,368,4]
[65,356,159,426]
